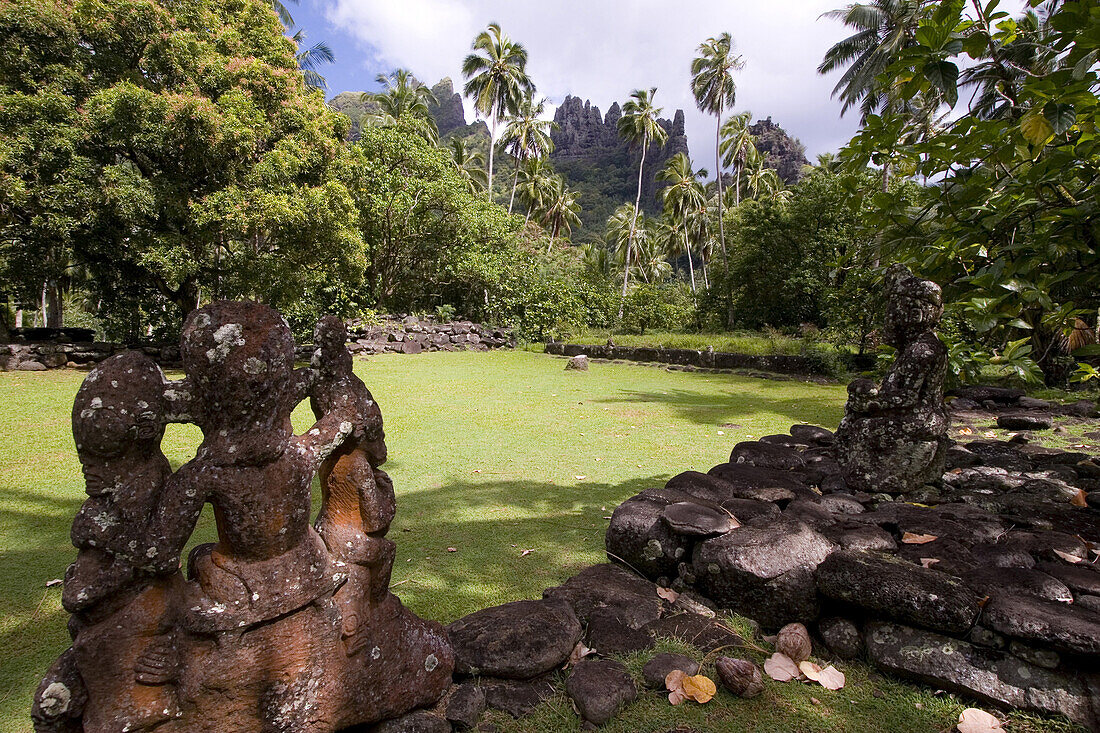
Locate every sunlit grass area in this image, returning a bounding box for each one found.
[557,328,857,357]
[0,351,1082,732]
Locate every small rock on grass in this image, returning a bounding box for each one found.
[642,653,700,688]
[566,659,637,726]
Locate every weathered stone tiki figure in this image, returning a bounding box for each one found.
[835,265,949,494]
[34,302,452,733]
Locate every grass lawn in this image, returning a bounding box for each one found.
[0,351,1083,732]
[556,328,855,357]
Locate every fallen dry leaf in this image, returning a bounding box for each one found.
[567,642,594,667]
[574,475,587,480]
[1071,489,1088,507]
[764,652,801,682]
[957,707,1005,733]
[446,547,457,553]
[519,549,534,557]
[680,675,717,703]
[1053,549,1083,564]
[901,532,939,545]
[45,579,62,588]
[919,558,940,569]
[665,669,687,691]
[817,666,845,691]
[668,689,687,705]
[810,696,821,705]
[656,587,680,603]
[798,661,823,680]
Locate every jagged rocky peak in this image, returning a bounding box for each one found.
[550,95,689,166]
[749,116,809,185]
[427,77,467,137]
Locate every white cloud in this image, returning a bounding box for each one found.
[321,0,896,163]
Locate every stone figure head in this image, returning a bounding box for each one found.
[72,352,167,494]
[882,264,943,347]
[180,301,298,433]
[313,315,352,377]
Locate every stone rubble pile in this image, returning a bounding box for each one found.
[344,316,515,355]
[605,421,1100,727]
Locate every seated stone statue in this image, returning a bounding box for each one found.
[835,265,949,494]
[34,352,181,733]
[35,302,452,733]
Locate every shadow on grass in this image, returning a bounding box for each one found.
[0,473,667,730]
[597,386,845,429]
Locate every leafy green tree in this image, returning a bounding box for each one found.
[657,153,707,292]
[691,31,743,266]
[837,0,1100,385]
[462,22,534,201]
[365,69,440,144]
[516,157,555,227]
[719,111,757,205]
[500,93,556,214]
[616,88,669,312]
[0,0,363,338]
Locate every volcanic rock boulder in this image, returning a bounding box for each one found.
[565,659,637,726]
[815,550,982,635]
[33,304,452,733]
[446,599,582,679]
[693,520,835,629]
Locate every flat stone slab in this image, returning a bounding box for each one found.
[661,502,737,536]
[543,563,663,629]
[815,550,982,634]
[446,599,581,679]
[982,594,1100,656]
[729,441,806,471]
[565,659,637,726]
[997,412,1054,431]
[865,621,1093,726]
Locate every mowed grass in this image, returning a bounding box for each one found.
[0,351,1081,732]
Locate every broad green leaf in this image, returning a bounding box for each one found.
[1043,102,1076,135]
[924,61,959,107]
[1020,111,1054,146]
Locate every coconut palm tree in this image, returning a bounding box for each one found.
[606,203,640,275]
[719,112,756,206]
[289,28,335,91]
[657,153,706,292]
[365,69,440,144]
[449,137,488,194]
[616,88,669,313]
[817,0,924,121]
[499,93,557,214]
[517,157,555,227]
[635,219,672,284]
[691,32,743,266]
[462,23,535,201]
[540,175,581,251]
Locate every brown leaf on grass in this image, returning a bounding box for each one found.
[818,666,846,691]
[680,675,717,703]
[1071,489,1088,507]
[902,532,939,545]
[1054,549,1083,564]
[920,558,940,569]
[656,587,680,603]
[567,642,594,667]
[446,547,457,552]
[519,549,534,557]
[957,707,1005,732]
[764,653,801,682]
[977,595,991,609]
[668,689,687,705]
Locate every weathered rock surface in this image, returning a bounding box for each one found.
[368,710,452,733]
[447,600,581,679]
[565,659,637,726]
[982,595,1100,656]
[445,683,486,730]
[815,551,981,634]
[584,607,654,656]
[817,617,864,660]
[865,621,1095,726]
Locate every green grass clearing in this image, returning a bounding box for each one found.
[549,328,856,357]
[0,351,1084,731]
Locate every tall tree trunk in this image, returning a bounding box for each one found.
[45,279,62,328]
[487,116,497,201]
[683,213,696,293]
[714,115,727,269]
[524,207,532,227]
[619,134,648,319]
[702,259,709,289]
[508,155,520,214]
[40,282,47,328]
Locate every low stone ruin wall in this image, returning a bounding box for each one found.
[0,316,515,371]
[343,315,515,355]
[545,342,839,376]
[604,419,1100,726]
[1,341,120,371]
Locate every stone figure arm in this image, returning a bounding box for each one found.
[858,344,934,413]
[140,464,209,574]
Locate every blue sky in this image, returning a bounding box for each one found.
[284,0,1027,165]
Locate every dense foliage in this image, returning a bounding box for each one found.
[838,0,1100,385]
